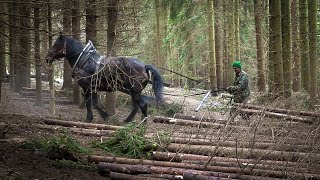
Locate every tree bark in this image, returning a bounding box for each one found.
[165,142,319,162]
[269,0,284,96]
[233,103,320,118]
[34,0,43,106]
[105,0,120,116]
[18,0,31,91]
[62,0,73,90]
[151,151,303,168]
[0,1,5,100]
[281,0,292,97]
[240,109,311,123]
[207,0,217,94]
[214,0,223,91]
[92,156,318,179]
[254,0,266,92]
[47,0,55,115]
[8,0,18,91]
[291,0,301,92]
[36,124,114,137]
[86,0,97,44]
[299,0,310,92]
[42,118,121,131]
[308,0,317,99]
[72,0,81,106]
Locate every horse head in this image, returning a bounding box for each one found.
[45,35,66,63]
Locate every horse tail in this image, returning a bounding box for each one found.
[145,64,164,103]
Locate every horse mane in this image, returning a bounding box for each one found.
[64,36,85,57]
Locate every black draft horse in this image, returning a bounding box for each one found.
[45,35,164,123]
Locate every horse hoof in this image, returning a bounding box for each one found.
[85,119,93,123]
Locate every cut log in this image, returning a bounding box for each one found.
[96,162,261,179]
[234,103,320,119]
[173,113,224,122]
[240,109,312,123]
[165,143,320,162]
[36,124,115,137]
[151,152,308,173]
[92,156,318,179]
[42,118,121,131]
[110,172,166,180]
[153,116,228,128]
[166,137,311,153]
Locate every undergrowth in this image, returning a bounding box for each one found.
[148,102,183,117]
[21,132,91,162]
[92,122,156,158]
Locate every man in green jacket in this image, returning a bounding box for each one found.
[226,61,250,120]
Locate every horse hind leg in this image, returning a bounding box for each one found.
[91,92,109,121]
[124,99,139,123]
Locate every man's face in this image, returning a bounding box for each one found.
[233,67,241,74]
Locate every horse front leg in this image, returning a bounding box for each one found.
[84,92,94,122]
[91,92,109,121]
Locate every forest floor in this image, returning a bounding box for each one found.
[1,82,319,180]
[0,82,228,180]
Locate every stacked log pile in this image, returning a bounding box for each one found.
[39,113,320,180]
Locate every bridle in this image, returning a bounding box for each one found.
[47,39,67,61]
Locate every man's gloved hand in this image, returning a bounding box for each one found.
[226,86,233,93]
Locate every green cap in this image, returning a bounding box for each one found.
[232,61,242,69]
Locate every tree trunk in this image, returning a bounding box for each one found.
[86,0,97,45]
[105,0,120,116]
[34,1,43,106]
[214,1,223,91]
[299,0,310,93]
[281,0,292,97]
[227,0,235,87]
[254,0,266,92]
[8,0,18,91]
[207,0,217,94]
[72,0,81,106]
[269,0,284,96]
[155,0,161,68]
[18,0,31,91]
[291,0,301,92]
[0,1,5,100]
[47,0,55,115]
[308,0,317,99]
[234,0,240,59]
[62,0,73,90]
